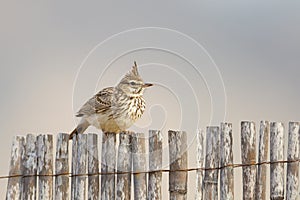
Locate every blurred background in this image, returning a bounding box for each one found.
[1,1,300,199]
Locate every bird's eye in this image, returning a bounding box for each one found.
[129,81,137,85]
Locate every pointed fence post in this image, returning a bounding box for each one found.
[220,123,234,200]
[116,132,132,200]
[55,133,69,200]
[270,122,285,200]
[101,132,116,200]
[37,134,53,200]
[148,130,162,200]
[23,134,38,199]
[6,136,25,200]
[203,127,220,200]
[88,133,99,200]
[195,129,204,200]
[256,121,269,200]
[168,130,188,200]
[286,122,299,200]
[132,132,147,200]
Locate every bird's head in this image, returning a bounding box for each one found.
[117,61,153,97]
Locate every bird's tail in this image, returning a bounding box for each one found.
[69,120,89,140]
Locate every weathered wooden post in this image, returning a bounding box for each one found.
[6,136,25,200]
[116,132,132,200]
[72,134,87,199]
[270,122,285,200]
[55,133,69,200]
[195,129,204,200]
[37,134,53,200]
[241,121,256,200]
[71,135,77,199]
[132,132,147,200]
[23,134,38,199]
[87,133,99,200]
[256,121,269,200]
[220,123,234,200]
[168,130,188,200]
[203,127,220,200]
[286,122,299,200]
[148,130,162,200]
[101,132,116,200]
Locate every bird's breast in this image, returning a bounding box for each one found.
[127,97,146,120]
[115,96,145,120]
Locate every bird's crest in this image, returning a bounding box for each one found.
[130,61,139,76]
[119,61,142,84]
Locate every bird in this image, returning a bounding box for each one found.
[69,61,153,139]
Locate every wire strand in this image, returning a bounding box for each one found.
[1,159,298,180]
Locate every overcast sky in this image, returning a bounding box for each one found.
[1,1,300,199]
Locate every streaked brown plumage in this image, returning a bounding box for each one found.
[70,62,152,139]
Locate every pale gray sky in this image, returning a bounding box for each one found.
[1,1,300,199]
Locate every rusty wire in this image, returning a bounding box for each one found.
[1,159,298,180]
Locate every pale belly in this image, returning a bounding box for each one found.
[86,113,136,133]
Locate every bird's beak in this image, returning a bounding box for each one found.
[143,83,153,88]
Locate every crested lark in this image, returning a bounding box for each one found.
[70,62,153,139]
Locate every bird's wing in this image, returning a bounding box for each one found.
[76,87,114,117]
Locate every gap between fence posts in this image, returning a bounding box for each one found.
[87,133,99,200]
[55,133,69,200]
[116,132,132,200]
[148,130,162,200]
[132,132,147,200]
[241,121,256,200]
[203,127,220,200]
[256,121,269,200]
[101,132,116,200]
[23,134,38,199]
[168,130,188,200]
[270,122,285,200]
[6,136,25,200]
[37,134,53,200]
[220,123,234,200]
[286,122,299,199]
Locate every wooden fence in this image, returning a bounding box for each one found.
[5,121,300,200]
